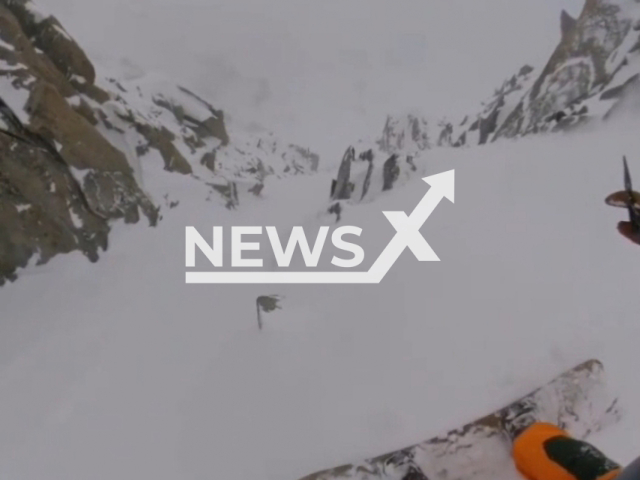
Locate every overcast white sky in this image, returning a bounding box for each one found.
[40,0,585,160]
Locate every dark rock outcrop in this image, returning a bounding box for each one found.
[495,0,635,140]
[0,131,109,284]
[561,10,578,37]
[431,0,640,145]
[0,0,318,285]
[360,149,375,201]
[332,147,355,200]
[383,154,400,192]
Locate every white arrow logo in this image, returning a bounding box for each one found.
[186,169,454,284]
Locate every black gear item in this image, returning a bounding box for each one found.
[623,157,640,232]
[543,436,620,480]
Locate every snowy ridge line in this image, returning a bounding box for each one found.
[185,171,454,284]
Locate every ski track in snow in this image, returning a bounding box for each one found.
[2,117,640,479]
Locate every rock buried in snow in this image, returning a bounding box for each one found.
[256,295,283,330]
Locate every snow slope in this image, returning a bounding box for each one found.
[1,106,640,479]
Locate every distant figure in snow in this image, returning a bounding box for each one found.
[605,157,640,245]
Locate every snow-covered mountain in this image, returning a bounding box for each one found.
[437,0,640,144]
[322,65,537,209]
[4,1,640,480]
[0,0,318,285]
[493,0,640,138]
[7,0,640,285]
[323,0,640,214]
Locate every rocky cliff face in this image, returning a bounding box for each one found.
[342,0,640,196]
[442,65,537,147]
[494,0,639,139]
[0,0,318,285]
[330,0,640,214]
[449,0,640,142]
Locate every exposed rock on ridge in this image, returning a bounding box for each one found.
[0,0,319,285]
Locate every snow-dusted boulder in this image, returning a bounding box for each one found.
[378,114,431,156]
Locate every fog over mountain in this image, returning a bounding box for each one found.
[36,0,584,162]
[3,2,640,480]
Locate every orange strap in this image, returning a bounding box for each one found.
[512,424,621,480]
